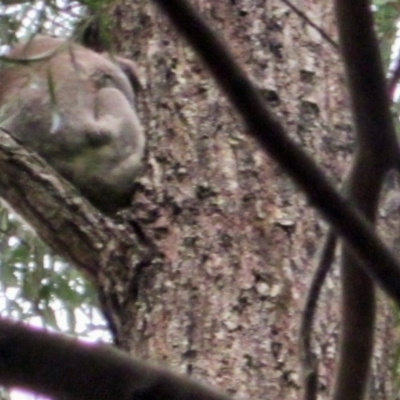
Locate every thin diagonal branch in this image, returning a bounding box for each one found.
[300,231,337,400]
[280,0,338,49]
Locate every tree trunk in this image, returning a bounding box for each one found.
[92,0,397,398]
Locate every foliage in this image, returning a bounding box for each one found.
[0,204,109,340]
[0,0,82,44]
[373,0,400,68]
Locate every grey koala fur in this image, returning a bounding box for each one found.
[0,36,145,213]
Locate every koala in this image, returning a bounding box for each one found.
[0,36,145,214]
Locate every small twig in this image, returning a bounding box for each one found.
[280,0,339,50]
[388,49,400,99]
[0,39,70,66]
[300,231,337,400]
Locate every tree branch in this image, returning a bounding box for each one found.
[332,1,399,398]
[0,319,234,400]
[0,129,148,280]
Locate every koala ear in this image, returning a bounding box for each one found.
[114,56,143,93]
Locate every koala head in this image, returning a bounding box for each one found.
[0,36,145,214]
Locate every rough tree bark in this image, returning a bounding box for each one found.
[94,0,397,398]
